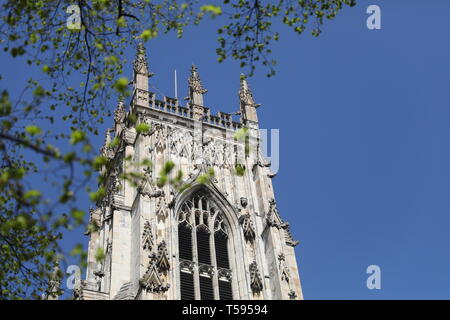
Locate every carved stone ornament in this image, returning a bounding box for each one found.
[152,123,166,152]
[85,207,101,235]
[138,167,155,198]
[114,96,125,125]
[179,260,195,273]
[106,241,112,255]
[281,222,300,247]
[188,65,207,94]
[155,196,168,220]
[142,220,154,251]
[239,75,260,108]
[169,127,193,158]
[138,168,164,199]
[249,261,263,294]
[288,290,297,300]
[278,253,291,283]
[101,128,115,160]
[107,166,122,196]
[43,265,62,300]
[266,198,281,228]
[133,42,154,77]
[73,280,86,300]
[218,268,232,281]
[239,213,256,243]
[156,240,170,272]
[199,264,214,277]
[203,138,225,167]
[139,253,169,293]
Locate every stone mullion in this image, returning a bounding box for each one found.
[209,216,220,300]
[191,207,201,300]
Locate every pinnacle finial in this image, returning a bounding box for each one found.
[239,74,258,107]
[133,42,154,78]
[239,74,260,123]
[137,41,145,54]
[188,64,207,95]
[114,96,125,124]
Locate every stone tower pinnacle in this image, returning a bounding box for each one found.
[187,64,207,107]
[133,43,154,109]
[239,74,261,125]
[133,42,154,92]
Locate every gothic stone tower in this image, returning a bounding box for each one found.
[78,44,303,300]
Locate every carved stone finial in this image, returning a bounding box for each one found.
[249,261,264,295]
[101,128,115,159]
[139,253,170,293]
[114,96,125,125]
[43,264,62,300]
[156,240,170,272]
[73,279,86,300]
[188,65,207,95]
[239,74,260,123]
[266,198,281,228]
[142,220,154,251]
[138,167,164,199]
[133,42,154,78]
[239,74,260,108]
[188,64,207,109]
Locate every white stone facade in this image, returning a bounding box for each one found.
[79,44,303,300]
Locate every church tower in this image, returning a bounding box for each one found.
[77,44,303,300]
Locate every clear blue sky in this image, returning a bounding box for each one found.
[2,0,450,299]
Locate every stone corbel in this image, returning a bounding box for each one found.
[218,268,233,281]
[199,264,214,277]
[179,260,195,273]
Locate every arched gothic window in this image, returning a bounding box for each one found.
[178,190,233,300]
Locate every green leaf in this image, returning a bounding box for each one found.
[161,160,175,175]
[93,156,108,170]
[89,187,106,202]
[71,209,85,224]
[235,164,246,176]
[25,125,42,136]
[140,29,158,41]
[136,122,150,134]
[113,77,130,95]
[200,5,222,16]
[24,189,41,199]
[234,127,249,141]
[70,130,86,144]
[94,247,105,263]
